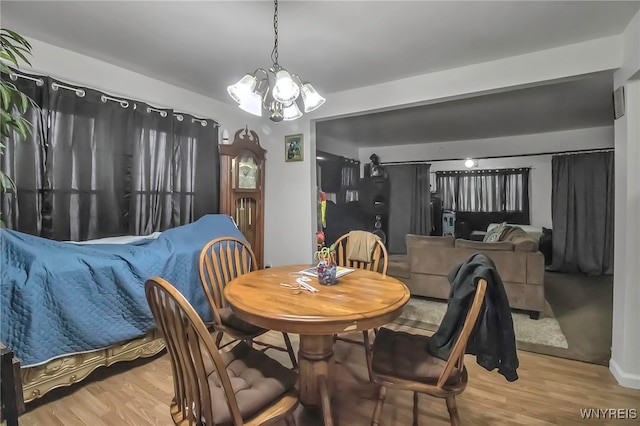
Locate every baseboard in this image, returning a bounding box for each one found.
[610,359,640,389]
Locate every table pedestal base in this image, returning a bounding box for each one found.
[298,334,335,425]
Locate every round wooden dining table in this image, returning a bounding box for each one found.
[224,264,410,421]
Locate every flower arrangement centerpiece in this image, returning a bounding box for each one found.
[315,231,338,285]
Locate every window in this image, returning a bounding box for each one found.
[436,168,530,213]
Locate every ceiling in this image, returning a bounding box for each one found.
[2,1,638,148]
[316,71,616,147]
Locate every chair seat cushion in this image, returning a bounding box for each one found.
[372,328,461,385]
[207,342,298,424]
[219,306,265,335]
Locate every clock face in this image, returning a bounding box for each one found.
[238,155,258,189]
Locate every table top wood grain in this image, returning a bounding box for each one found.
[224,264,410,335]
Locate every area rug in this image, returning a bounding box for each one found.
[394,297,568,349]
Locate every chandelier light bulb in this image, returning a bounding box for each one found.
[272,69,300,103]
[464,159,476,168]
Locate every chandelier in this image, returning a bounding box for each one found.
[227,0,325,122]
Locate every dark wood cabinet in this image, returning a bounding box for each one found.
[219,128,266,268]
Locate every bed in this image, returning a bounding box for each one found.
[0,214,245,403]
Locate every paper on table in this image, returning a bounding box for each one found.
[296,277,318,293]
[299,266,354,278]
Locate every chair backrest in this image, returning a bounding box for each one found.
[333,231,389,275]
[436,278,487,389]
[199,237,257,326]
[145,276,244,425]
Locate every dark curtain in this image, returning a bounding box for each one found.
[1,73,219,240]
[46,80,134,240]
[173,114,219,226]
[387,163,431,254]
[1,71,48,235]
[548,151,614,275]
[129,104,174,235]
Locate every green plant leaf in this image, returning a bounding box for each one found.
[1,27,34,194]
[1,49,18,67]
[1,85,9,110]
[19,92,28,112]
[0,170,16,193]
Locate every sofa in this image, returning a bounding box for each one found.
[388,227,545,318]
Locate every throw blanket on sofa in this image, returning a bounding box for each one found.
[1,214,244,367]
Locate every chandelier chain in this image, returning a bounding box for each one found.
[227,0,324,121]
[271,0,279,66]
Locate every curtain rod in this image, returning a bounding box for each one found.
[6,69,216,126]
[9,71,43,86]
[380,147,614,164]
[552,148,613,156]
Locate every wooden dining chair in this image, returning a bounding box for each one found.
[145,277,299,426]
[332,230,388,380]
[199,236,298,368]
[369,279,488,426]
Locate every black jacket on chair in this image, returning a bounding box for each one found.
[428,253,519,382]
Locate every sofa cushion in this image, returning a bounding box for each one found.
[406,234,455,261]
[483,222,507,242]
[511,237,538,252]
[488,222,544,242]
[500,226,538,252]
[454,239,514,251]
[406,234,455,248]
[387,254,410,279]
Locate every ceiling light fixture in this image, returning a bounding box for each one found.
[464,158,477,168]
[227,0,325,122]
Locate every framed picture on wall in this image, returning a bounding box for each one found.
[285,134,304,162]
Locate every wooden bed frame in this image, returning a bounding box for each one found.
[21,329,165,404]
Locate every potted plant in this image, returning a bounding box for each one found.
[315,231,338,285]
[1,28,34,226]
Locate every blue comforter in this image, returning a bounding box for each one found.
[1,214,245,367]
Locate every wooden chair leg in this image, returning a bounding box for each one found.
[371,385,387,426]
[445,396,460,426]
[362,330,373,381]
[412,392,419,426]
[282,332,298,369]
[285,414,296,426]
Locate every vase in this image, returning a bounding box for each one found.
[317,262,338,285]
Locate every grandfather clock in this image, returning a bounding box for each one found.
[219,127,266,268]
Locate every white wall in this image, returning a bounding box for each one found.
[316,135,360,160]
[611,9,640,389]
[356,126,614,229]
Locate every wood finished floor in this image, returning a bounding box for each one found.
[19,324,640,426]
